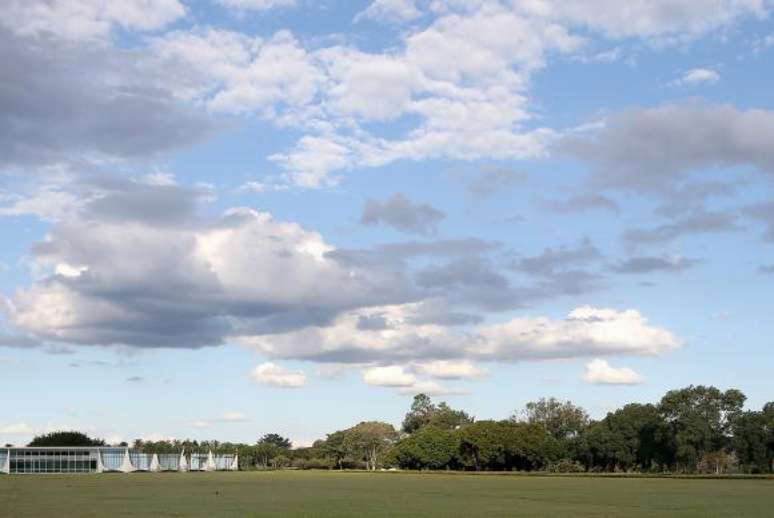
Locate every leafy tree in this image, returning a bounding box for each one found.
[402,394,436,433]
[344,421,397,470]
[515,398,589,441]
[318,431,349,469]
[389,426,461,470]
[258,433,292,449]
[428,402,474,431]
[589,403,672,472]
[658,385,746,472]
[28,431,105,447]
[402,394,473,434]
[459,421,508,471]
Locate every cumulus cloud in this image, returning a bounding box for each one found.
[518,0,767,41]
[3,181,415,349]
[363,365,417,387]
[561,103,774,192]
[158,3,579,187]
[414,359,487,379]
[3,0,186,42]
[217,0,296,12]
[355,0,423,23]
[251,362,307,388]
[242,304,682,364]
[671,68,720,86]
[361,194,445,236]
[0,27,214,175]
[582,359,645,385]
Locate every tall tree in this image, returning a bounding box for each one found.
[402,394,473,434]
[658,385,746,472]
[515,398,589,441]
[28,431,105,447]
[402,393,436,434]
[258,433,292,449]
[344,421,397,470]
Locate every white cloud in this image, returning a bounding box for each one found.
[672,68,720,86]
[251,362,307,387]
[191,420,211,429]
[243,304,682,364]
[355,0,424,23]
[222,411,248,422]
[363,365,417,387]
[152,29,324,116]
[3,0,186,42]
[582,359,645,385]
[475,307,682,361]
[6,201,410,348]
[518,0,767,41]
[153,4,579,187]
[415,359,487,379]
[217,0,296,11]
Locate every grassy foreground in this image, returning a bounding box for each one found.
[1,471,772,517]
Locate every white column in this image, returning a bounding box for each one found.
[205,450,216,471]
[1,449,9,474]
[119,448,135,473]
[96,449,105,473]
[150,453,160,472]
[229,454,239,471]
[178,450,188,472]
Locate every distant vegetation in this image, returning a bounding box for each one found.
[29,385,774,474]
[27,431,105,447]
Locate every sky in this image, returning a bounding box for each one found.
[1,0,774,448]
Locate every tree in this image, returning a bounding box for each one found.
[344,421,397,470]
[319,431,349,469]
[658,385,746,472]
[258,433,292,449]
[584,403,673,472]
[254,433,291,468]
[428,402,474,431]
[402,394,473,434]
[732,411,768,473]
[459,421,508,471]
[28,431,105,447]
[389,426,461,470]
[402,394,436,434]
[515,398,589,441]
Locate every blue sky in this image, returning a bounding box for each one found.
[1,0,774,447]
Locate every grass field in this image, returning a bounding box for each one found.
[1,471,772,517]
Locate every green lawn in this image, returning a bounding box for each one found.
[1,471,772,517]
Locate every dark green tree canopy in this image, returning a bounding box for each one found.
[258,433,292,449]
[27,431,105,447]
[402,393,473,434]
[515,397,589,440]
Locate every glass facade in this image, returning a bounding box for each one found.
[8,449,97,474]
[100,448,128,471]
[0,448,237,474]
[157,454,180,471]
[189,453,208,471]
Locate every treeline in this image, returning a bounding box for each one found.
[26,385,774,474]
[273,386,773,474]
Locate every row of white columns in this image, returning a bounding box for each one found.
[0,449,237,474]
[97,449,238,473]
